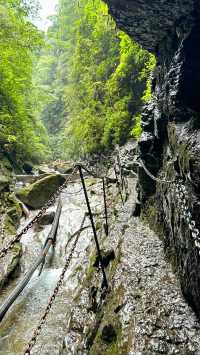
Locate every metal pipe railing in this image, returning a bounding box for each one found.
[0,199,62,322]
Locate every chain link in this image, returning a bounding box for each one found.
[173,182,200,251]
[139,159,175,184]
[0,214,5,241]
[23,213,87,354]
[137,158,200,251]
[0,167,78,259]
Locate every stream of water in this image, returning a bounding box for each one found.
[0,179,105,354]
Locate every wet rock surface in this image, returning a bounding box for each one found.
[105,0,194,53]
[0,244,22,290]
[118,140,138,177]
[61,180,200,355]
[110,218,200,354]
[0,174,200,354]
[0,193,22,290]
[0,178,119,354]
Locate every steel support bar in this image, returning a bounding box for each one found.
[0,199,62,322]
[114,165,124,205]
[102,178,109,236]
[78,165,108,289]
[117,154,125,191]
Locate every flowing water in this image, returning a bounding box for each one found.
[0,179,106,354]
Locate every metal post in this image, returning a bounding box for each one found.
[117,154,125,191]
[77,165,108,289]
[102,177,109,236]
[114,165,124,205]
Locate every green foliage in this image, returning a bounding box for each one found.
[35,0,156,159]
[131,114,142,139]
[0,0,49,164]
[0,0,156,164]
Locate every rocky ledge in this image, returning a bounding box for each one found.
[0,192,22,290]
[61,178,200,355]
[105,0,200,317]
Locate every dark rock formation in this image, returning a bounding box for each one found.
[105,0,200,317]
[38,211,55,225]
[93,249,115,268]
[23,162,33,175]
[100,324,117,343]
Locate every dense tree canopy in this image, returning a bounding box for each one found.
[0,0,155,165]
[0,0,48,164]
[36,0,155,159]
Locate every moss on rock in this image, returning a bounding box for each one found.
[16,173,66,209]
[89,286,125,355]
[0,243,22,290]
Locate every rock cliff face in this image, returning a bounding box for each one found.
[105,0,200,317]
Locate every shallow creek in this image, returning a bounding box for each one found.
[0,179,106,354]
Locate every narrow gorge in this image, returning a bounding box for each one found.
[1,0,200,354]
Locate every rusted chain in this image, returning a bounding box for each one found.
[139,159,175,184]
[0,214,6,240]
[0,167,78,259]
[24,213,87,355]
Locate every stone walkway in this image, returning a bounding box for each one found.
[113,217,200,354]
[60,178,200,354]
[88,180,200,354]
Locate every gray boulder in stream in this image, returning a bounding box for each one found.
[16,174,65,209]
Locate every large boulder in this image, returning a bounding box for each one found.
[23,162,33,175]
[38,211,55,225]
[16,174,65,209]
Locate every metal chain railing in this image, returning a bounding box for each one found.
[138,158,200,250]
[0,166,78,259]
[22,159,123,352]
[0,154,129,354]
[0,159,121,260]
[173,182,200,251]
[139,159,175,184]
[0,214,5,241]
[77,163,105,179]
[23,213,88,355]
